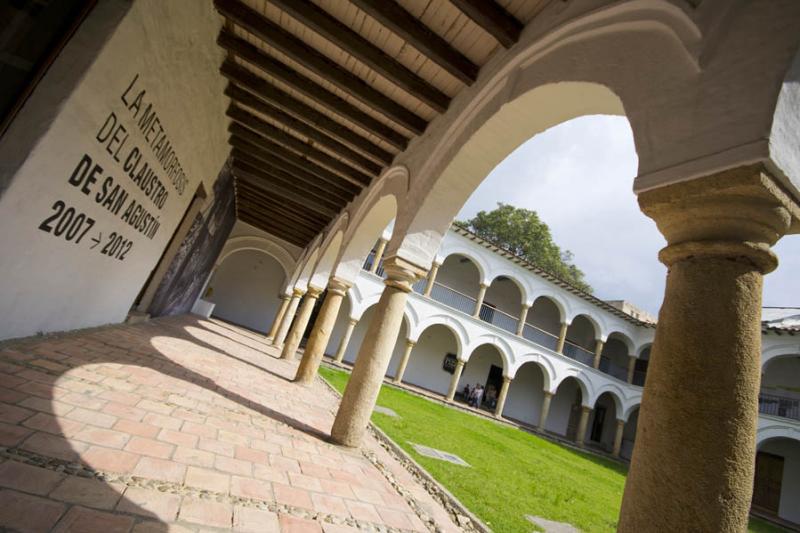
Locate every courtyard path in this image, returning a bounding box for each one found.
[0,315,462,532]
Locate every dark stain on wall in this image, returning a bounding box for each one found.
[147,160,236,317]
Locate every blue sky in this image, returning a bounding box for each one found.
[456,115,800,316]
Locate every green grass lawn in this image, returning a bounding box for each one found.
[319,366,790,533]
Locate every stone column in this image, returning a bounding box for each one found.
[330,257,425,447]
[556,323,568,354]
[272,289,304,348]
[619,165,800,533]
[294,279,351,385]
[575,406,591,447]
[494,376,512,418]
[423,262,440,297]
[538,391,553,431]
[627,355,637,384]
[592,340,604,369]
[516,305,530,336]
[612,419,625,457]
[473,283,488,318]
[392,340,416,384]
[333,318,358,363]
[267,295,291,340]
[369,238,388,274]
[280,287,321,360]
[446,360,465,402]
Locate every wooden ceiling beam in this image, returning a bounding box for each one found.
[231,147,348,207]
[450,0,523,48]
[225,84,383,175]
[236,181,328,225]
[236,211,313,247]
[233,164,340,218]
[214,2,430,134]
[227,105,373,187]
[222,66,394,165]
[235,195,325,235]
[263,0,450,112]
[228,124,359,195]
[350,0,479,85]
[228,132,356,201]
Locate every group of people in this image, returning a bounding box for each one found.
[462,383,498,409]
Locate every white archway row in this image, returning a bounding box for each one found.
[345,268,643,418]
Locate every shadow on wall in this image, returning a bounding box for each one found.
[147,160,236,317]
[0,315,330,531]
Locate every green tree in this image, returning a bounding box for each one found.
[455,203,593,293]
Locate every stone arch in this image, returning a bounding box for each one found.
[552,371,593,407]
[437,250,488,286]
[763,344,800,371]
[591,384,625,415]
[606,331,635,355]
[623,402,642,422]
[527,291,568,322]
[636,342,653,358]
[295,247,320,291]
[411,315,466,358]
[332,166,407,284]
[215,236,296,281]
[464,336,513,373]
[487,272,528,306]
[510,354,554,392]
[757,426,800,448]
[309,230,344,289]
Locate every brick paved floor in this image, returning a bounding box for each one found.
[0,316,462,532]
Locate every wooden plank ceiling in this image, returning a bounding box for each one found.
[214,0,547,247]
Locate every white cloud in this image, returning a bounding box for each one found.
[457,115,800,316]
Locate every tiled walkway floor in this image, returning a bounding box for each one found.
[0,316,461,532]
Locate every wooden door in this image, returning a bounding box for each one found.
[752,451,784,515]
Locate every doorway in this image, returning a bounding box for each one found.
[752,451,784,515]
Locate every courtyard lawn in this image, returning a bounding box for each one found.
[319,366,790,533]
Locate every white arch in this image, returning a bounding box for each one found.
[309,230,344,289]
[464,335,513,375]
[488,271,528,306]
[216,236,296,280]
[568,312,603,342]
[591,384,626,415]
[295,247,320,291]
[757,424,800,448]
[437,250,489,286]
[332,166,407,284]
[605,331,636,356]
[552,371,594,408]
[510,354,555,392]
[622,401,641,422]
[762,343,800,371]
[528,292,569,325]
[410,318,466,358]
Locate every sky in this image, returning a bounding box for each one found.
[456,115,800,317]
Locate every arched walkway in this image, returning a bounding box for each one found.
[546,376,586,439]
[430,253,483,315]
[459,344,506,412]
[600,333,632,381]
[587,391,621,452]
[207,249,287,333]
[523,296,563,351]
[480,276,524,334]
[760,354,800,422]
[394,323,459,396]
[563,315,597,366]
[503,362,547,427]
[621,406,640,460]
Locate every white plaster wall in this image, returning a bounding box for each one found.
[763,357,800,393]
[207,249,286,334]
[383,321,409,380]
[435,255,481,300]
[503,363,545,426]
[484,277,524,318]
[760,438,800,524]
[528,297,562,334]
[400,324,458,396]
[0,0,228,340]
[566,316,597,348]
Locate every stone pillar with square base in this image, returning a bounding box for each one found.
[272,289,304,348]
[619,165,800,533]
[393,340,416,384]
[294,279,351,385]
[446,360,465,402]
[280,287,321,360]
[333,318,357,363]
[423,262,440,297]
[516,305,530,336]
[267,295,291,340]
[556,323,568,354]
[494,376,511,417]
[592,340,604,369]
[473,283,488,317]
[330,256,425,447]
[612,419,625,457]
[575,406,591,447]
[538,391,553,431]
